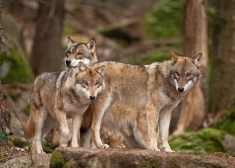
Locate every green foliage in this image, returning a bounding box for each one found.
[213,99,235,136]
[130,42,182,65]
[0,49,33,84]
[144,0,183,39]
[63,26,74,37]
[51,150,70,168]
[0,131,7,141]
[169,128,226,154]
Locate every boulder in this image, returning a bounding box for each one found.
[50,147,235,168]
[0,154,51,168]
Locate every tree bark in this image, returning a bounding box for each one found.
[31,0,65,75]
[173,0,208,135]
[209,0,235,119]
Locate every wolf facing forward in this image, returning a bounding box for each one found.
[87,51,202,152]
[24,62,105,154]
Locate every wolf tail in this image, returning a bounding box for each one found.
[24,110,35,139]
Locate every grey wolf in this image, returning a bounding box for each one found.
[24,62,105,154]
[64,36,98,67]
[88,51,202,152]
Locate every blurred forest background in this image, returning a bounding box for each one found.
[0,0,235,159]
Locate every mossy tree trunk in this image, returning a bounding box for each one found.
[209,0,235,120]
[173,0,208,135]
[31,0,65,75]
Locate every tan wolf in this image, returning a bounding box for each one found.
[24,62,105,154]
[64,36,98,67]
[87,51,202,151]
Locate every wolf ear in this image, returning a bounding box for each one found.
[192,53,202,68]
[78,62,87,71]
[169,50,179,65]
[68,36,75,48]
[86,39,96,53]
[95,65,105,76]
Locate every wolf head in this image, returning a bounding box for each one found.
[64,37,97,68]
[72,62,105,100]
[169,51,202,93]
[1,101,13,135]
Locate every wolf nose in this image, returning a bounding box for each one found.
[90,96,96,100]
[66,60,71,65]
[178,87,184,92]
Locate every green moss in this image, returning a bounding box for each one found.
[51,150,70,168]
[8,136,28,148]
[213,99,235,136]
[24,104,30,116]
[144,0,183,39]
[42,140,56,153]
[169,128,225,154]
[150,160,158,168]
[0,49,33,84]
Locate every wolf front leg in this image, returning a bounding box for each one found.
[56,109,70,147]
[159,104,178,152]
[32,107,48,154]
[91,94,113,149]
[71,114,83,147]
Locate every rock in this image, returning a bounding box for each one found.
[1,154,52,168]
[50,147,235,168]
[222,134,235,153]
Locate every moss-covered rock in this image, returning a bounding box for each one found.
[169,128,226,154]
[8,136,28,148]
[0,49,33,84]
[50,150,70,168]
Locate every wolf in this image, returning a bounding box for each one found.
[64,36,98,67]
[87,51,202,152]
[24,62,105,154]
[1,101,13,135]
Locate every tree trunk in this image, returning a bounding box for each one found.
[173,0,208,135]
[31,0,65,75]
[209,0,235,120]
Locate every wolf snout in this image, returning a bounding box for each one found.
[90,95,96,100]
[178,87,184,92]
[65,60,71,65]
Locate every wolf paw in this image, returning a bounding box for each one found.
[163,148,175,152]
[151,147,160,151]
[60,143,68,148]
[103,144,110,149]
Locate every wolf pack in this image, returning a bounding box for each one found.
[24,37,202,154]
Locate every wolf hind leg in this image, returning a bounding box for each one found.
[134,105,160,151]
[31,107,48,154]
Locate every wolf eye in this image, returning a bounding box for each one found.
[67,51,71,56]
[175,72,180,76]
[95,81,99,86]
[186,72,191,77]
[83,81,88,87]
